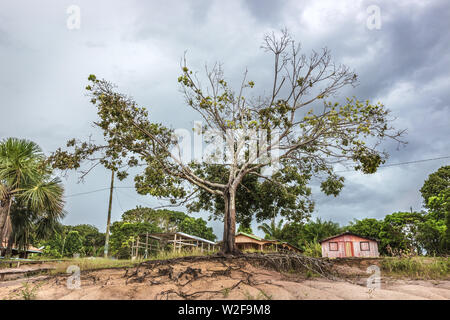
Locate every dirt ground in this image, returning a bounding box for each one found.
[1,257,449,300]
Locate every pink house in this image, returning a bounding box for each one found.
[319,231,379,258]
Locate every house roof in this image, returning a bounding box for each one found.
[147,232,216,245]
[176,232,217,245]
[0,242,43,254]
[319,231,379,243]
[26,246,43,254]
[235,232,302,252]
[236,232,264,241]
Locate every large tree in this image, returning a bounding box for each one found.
[420,165,449,220]
[121,207,188,232]
[347,216,413,255]
[0,138,65,256]
[121,207,216,241]
[49,30,404,254]
[419,165,449,252]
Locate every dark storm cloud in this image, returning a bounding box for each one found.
[243,0,290,24]
[0,0,448,238]
[0,28,10,46]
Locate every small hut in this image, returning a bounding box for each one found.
[235,232,301,253]
[130,231,217,259]
[1,237,43,258]
[319,231,379,258]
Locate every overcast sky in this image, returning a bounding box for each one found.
[1,0,449,239]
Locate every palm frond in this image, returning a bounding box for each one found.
[1,138,65,251]
[0,138,45,190]
[19,177,65,215]
[0,183,8,201]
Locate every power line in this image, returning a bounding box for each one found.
[64,187,111,198]
[380,155,450,167]
[335,155,450,173]
[64,155,450,197]
[64,186,134,198]
[114,189,124,212]
[116,189,155,207]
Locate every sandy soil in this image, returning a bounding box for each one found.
[1,259,449,300]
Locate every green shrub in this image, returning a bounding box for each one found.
[302,241,322,257]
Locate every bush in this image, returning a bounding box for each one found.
[302,241,322,257]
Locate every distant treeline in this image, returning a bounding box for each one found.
[254,165,450,257]
[39,207,216,259]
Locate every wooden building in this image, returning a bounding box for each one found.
[319,231,379,258]
[1,237,43,258]
[131,231,217,259]
[235,232,302,253]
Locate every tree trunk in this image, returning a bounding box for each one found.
[0,198,13,257]
[222,188,240,255]
[5,233,14,257]
[104,170,115,258]
[0,202,6,257]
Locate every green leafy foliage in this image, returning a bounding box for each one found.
[320,175,345,197]
[347,217,407,255]
[187,163,315,226]
[347,210,448,256]
[110,207,216,258]
[258,219,285,240]
[121,207,216,240]
[109,221,162,259]
[40,224,105,258]
[276,218,342,251]
[419,166,449,254]
[178,216,216,241]
[68,224,105,256]
[302,241,323,257]
[237,224,253,234]
[420,165,449,211]
[64,230,84,257]
[121,207,187,231]
[0,138,65,256]
[40,208,216,259]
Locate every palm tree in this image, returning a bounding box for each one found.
[0,138,65,256]
[257,219,285,240]
[301,218,341,243]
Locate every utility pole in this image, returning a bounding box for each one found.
[104,170,115,258]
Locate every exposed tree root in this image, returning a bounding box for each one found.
[136,253,336,278]
[121,253,338,300]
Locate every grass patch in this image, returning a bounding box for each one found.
[50,258,142,274]
[49,250,213,275]
[19,282,41,300]
[243,289,273,300]
[381,256,450,280]
[221,287,231,298]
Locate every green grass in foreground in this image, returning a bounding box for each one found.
[50,258,140,274]
[381,256,450,279]
[49,249,215,274]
